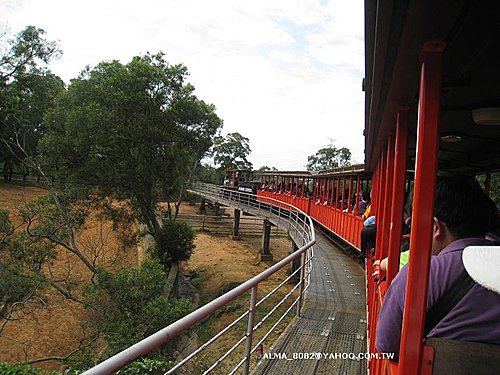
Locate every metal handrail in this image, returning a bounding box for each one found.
[82,183,316,375]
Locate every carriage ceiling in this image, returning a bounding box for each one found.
[364,0,500,174]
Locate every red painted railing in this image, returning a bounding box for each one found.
[258,190,363,251]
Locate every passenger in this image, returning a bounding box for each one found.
[357,190,369,216]
[362,191,372,220]
[338,188,350,209]
[376,175,500,357]
[372,190,413,274]
[360,189,376,257]
[344,190,368,214]
[372,249,409,276]
[361,222,377,258]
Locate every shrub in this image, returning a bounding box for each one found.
[155,220,196,265]
[83,259,191,359]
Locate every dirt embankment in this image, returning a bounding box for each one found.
[0,182,138,370]
[0,184,292,372]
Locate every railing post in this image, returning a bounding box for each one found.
[296,251,306,317]
[399,41,445,375]
[242,286,258,375]
[386,108,409,285]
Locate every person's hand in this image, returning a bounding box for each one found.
[372,259,381,276]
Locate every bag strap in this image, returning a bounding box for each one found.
[424,269,476,336]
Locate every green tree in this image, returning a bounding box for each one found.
[1,71,64,179]
[0,26,60,80]
[195,162,225,184]
[40,52,222,255]
[257,166,277,172]
[0,26,63,180]
[212,132,253,170]
[83,260,190,361]
[0,205,58,337]
[153,219,196,267]
[0,39,210,367]
[306,143,351,171]
[477,172,500,206]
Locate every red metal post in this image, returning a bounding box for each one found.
[369,165,381,375]
[348,175,354,241]
[348,175,353,212]
[331,177,335,206]
[321,177,325,202]
[340,177,345,210]
[380,136,395,260]
[398,41,445,375]
[335,177,340,208]
[386,108,409,285]
[328,177,333,206]
[372,164,380,216]
[327,177,332,206]
[355,175,361,215]
[374,152,386,261]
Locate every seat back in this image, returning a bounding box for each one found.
[425,338,500,375]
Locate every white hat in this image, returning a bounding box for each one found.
[462,246,500,295]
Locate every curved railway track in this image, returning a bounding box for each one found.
[253,230,367,375]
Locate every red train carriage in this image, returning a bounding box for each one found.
[258,171,315,214]
[258,165,371,251]
[312,166,370,250]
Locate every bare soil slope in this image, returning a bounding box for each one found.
[0,182,137,370]
[0,184,292,372]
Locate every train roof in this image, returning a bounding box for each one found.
[317,163,367,177]
[364,0,500,174]
[259,164,368,178]
[259,170,316,178]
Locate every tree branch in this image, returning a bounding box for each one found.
[23,329,102,365]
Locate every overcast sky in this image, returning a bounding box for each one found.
[2,0,365,171]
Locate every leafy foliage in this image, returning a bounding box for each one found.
[306,144,351,171]
[0,209,13,239]
[1,32,215,367]
[0,26,60,80]
[153,219,196,266]
[195,163,226,184]
[0,358,173,375]
[83,259,191,358]
[477,172,500,206]
[0,209,53,332]
[115,358,175,375]
[40,52,222,247]
[257,166,277,172]
[212,132,253,170]
[0,362,44,375]
[0,26,63,180]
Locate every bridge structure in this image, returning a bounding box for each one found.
[82,184,367,375]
